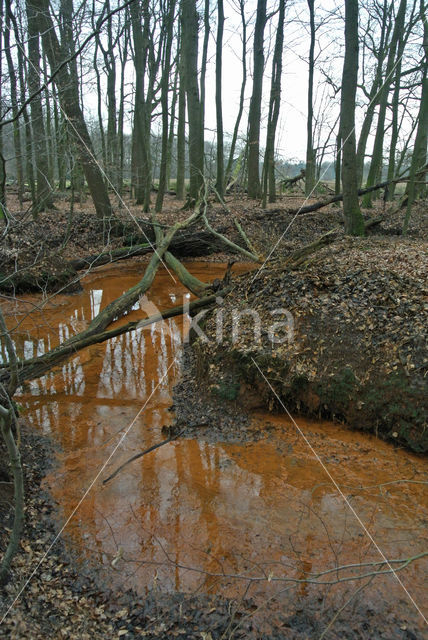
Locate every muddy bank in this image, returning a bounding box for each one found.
[174,236,427,453]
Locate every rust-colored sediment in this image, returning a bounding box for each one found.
[2,261,427,629]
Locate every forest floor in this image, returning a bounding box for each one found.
[3,186,425,293]
[172,203,427,453]
[0,188,427,638]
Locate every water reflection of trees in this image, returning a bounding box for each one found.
[2,274,427,616]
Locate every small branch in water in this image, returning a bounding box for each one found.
[102,429,185,485]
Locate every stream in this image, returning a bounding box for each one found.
[3,260,427,634]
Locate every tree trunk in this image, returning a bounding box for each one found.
[305,0,316,196]
[247,0,267,199]
[117,16,129,197]
[33,0,113,218]
[262,0,285,207]
[4,0,24,206]
[225,0,247,189]
[9,7,36,202]
[130,0,150,207]
[176,53,186,199]
[355,0,391,188]
[0,0,6,208]
[340,0,365,235]
[26,0,54,213]
[156,0,176,212]
[362,0,407,207]
[403,5,428,233]
[166,54,179,191]
[215,0,225,198]
[181,0,204,199]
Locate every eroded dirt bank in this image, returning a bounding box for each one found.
[175,236,427,453]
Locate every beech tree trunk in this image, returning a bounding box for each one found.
[247,0,267,199]
[305,0,316,196]
[339,0,365,236]
[181,0,204,199]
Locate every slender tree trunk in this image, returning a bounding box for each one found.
[53,85,67,191]
[200,0,209,137]
[340,0,365,235]
[181,0,204,199]
[225,0,247,188]
[130,0,157,211]
[166,55,179,191]
[403,5,428,233]
[33,0,113,218]
[156,0,176,212]
[117,16,128,196]
[215,0,225,198]
[0,0,5,208]
[247,0,267,199]
[262,0,285,207]
[42,55,54,186]
[176,53,186,199]
[26,0,54,213]
[4,0,24,206]
[9,9,36,201]
[105,3,118,189]
[362,0,407,207]
[355,0,391,188]
[93,41,107,171]
[387,8,416,199]
[305,0,316,196]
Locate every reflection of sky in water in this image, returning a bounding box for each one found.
[2,263,427,623]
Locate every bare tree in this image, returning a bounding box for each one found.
[247,0,267,199]
[262,0,286,206]
[181,0,204,200]
[340,0,365,235]
[30,0,114,218]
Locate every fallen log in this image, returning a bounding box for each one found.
[69,243,151,270]
[262,168,427,217]
[270,217,383,270]
[69,229,229,272]
[281,169,305,190]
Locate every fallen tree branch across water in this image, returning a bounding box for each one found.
[0,289,231,385]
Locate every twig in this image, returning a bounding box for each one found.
[102,429,185,485]
[318,577,374,640]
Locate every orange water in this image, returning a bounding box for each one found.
[2,261,427,631]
